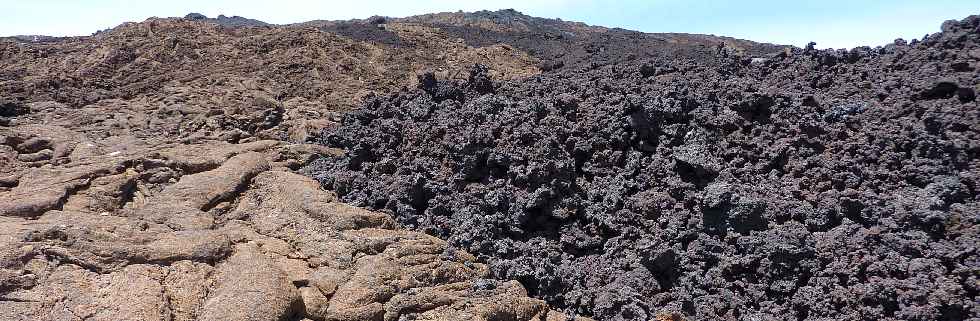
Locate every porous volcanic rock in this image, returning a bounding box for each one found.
[308,16,980,320]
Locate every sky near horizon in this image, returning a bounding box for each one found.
[1,0,977,49]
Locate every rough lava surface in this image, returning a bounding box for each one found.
[0,137,587,321]
[3,8,978,321]
[307,16,980,320]
[0,11,622,321]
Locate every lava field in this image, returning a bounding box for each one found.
[1,8,978,321]
[306,15,980,320]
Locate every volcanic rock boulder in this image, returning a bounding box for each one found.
[198,244,301,321]
[308,16,980,320]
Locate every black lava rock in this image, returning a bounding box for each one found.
[306,15,980,321]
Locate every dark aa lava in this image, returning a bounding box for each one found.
[307,16,980,320]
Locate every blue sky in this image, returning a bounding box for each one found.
[1,0,977,48]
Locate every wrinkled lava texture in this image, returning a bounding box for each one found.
[307,16,980,320]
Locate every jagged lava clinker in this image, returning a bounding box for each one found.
[307,15,980,320]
